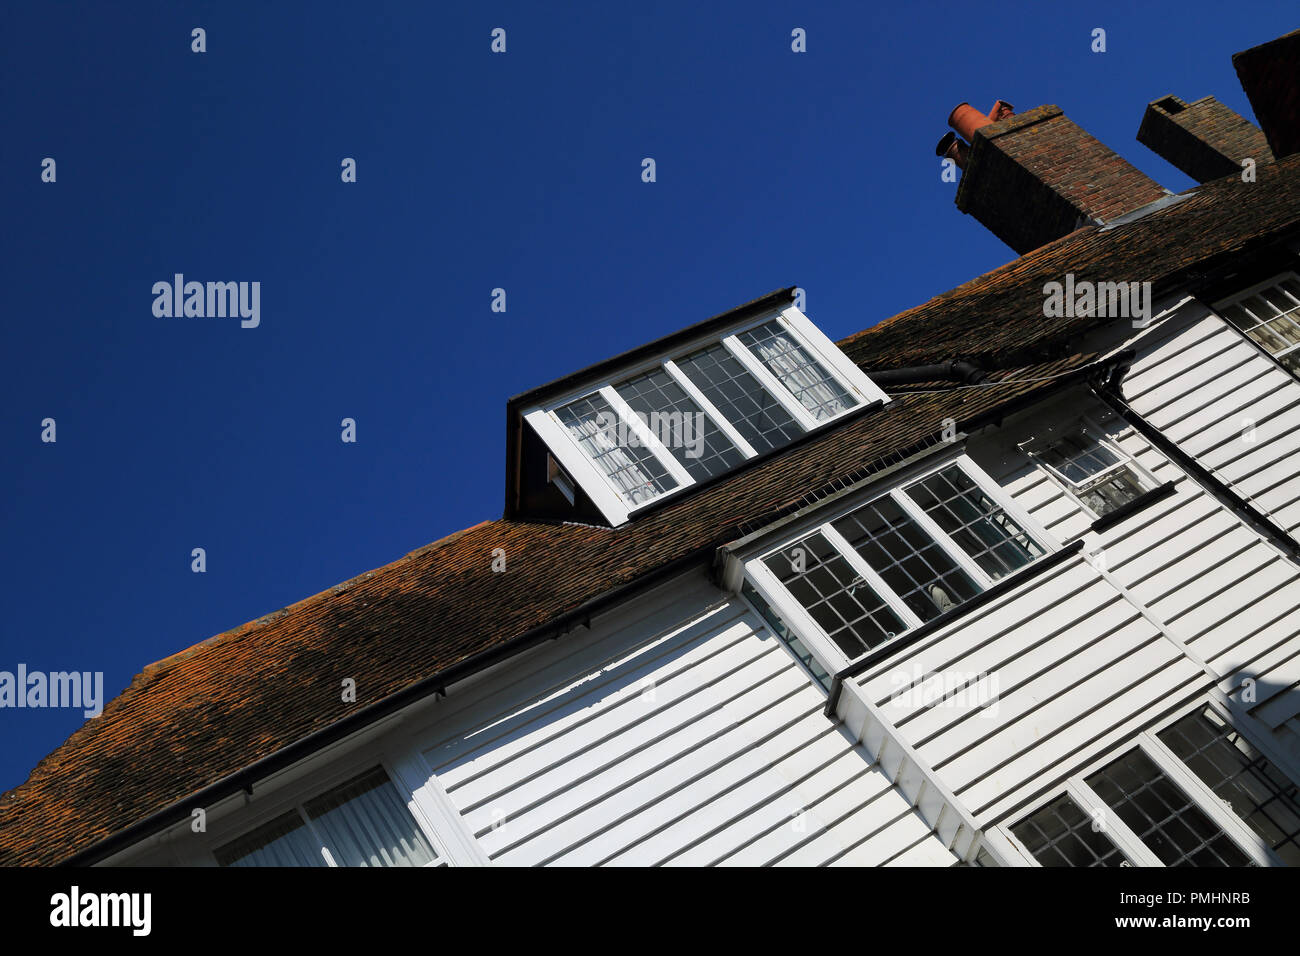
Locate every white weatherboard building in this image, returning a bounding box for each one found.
[2,30,1299,868]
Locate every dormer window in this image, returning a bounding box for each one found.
[520,301,887,526]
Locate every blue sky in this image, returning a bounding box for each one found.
[1,1,1293,794]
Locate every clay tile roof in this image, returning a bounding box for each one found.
[841,152,1300,371]
[3,153,1300,868]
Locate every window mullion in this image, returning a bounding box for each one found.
[1065,779,1163,867]
[745,557,851,674]
[722,334,820,432]
[1138,734,1277,867]
[893,489,994,587]
[1080,424,1150,489]
[820,522,923,630]
[296,806,338,867]
[775,306,881,409]
[1073,461,1129,489]
[599,386,694,489]
[663,358,759,458]
[1277,305,1300,338]
[1234,301,1267,331]
[955,457,1054,555]
[1028,450,1093,516]
[1215,273,1300,375]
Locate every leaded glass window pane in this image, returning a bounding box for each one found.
[555,393,678,506]
[1085,749,1252,867]
[1159,707,1300,865]
[762,532,906,658]
[832,494,981,623]
[676,343,802,453]
[743,580,831,689]
[905,465,1044,580]
[736,320,858,421]
[614,367,744,482]
[1221,278,1300,373]
[1011,794,1127,867]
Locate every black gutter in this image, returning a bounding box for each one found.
[59,540,727,867]
[1092,374,1300,565]
[965,351,1135,430]
[822,540,1085,718]
[868,360,987,387]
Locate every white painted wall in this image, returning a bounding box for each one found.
[114,297,1300,868]
[1121,305,1300,535]
[832,302,1300,847]
[1116,305,1300,768]
[127,570,959,867]
[408,573,956,866]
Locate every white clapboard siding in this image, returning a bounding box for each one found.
[1252,676,1300,730]
[1234,644,1300,773]
[1127,524,1266,622]
[1177,554,1300,654]
[1124,307,1300,534]
[1116,306,1300,768]
[597,727,881,867]
[417,576,954,866]
[848,533,1213,824]
[854,379,1293,825]
[1178,380,1300,461]
[859,560,1110,712]
[1001,462,1094,542]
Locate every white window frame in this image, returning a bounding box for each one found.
[740,452,1055,676]
[738,578,834,692]
[1020,415,1158,521]
[546,454,577,505]
[197,749,463,868]
[998,700,1290,867]
[1213,270,1300,370]
[524,306,887,525]
[999,775,1162,868]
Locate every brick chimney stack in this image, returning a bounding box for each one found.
[1137,94,1274,183]
[947,103,1168,256]
[1232,28,1300,160]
